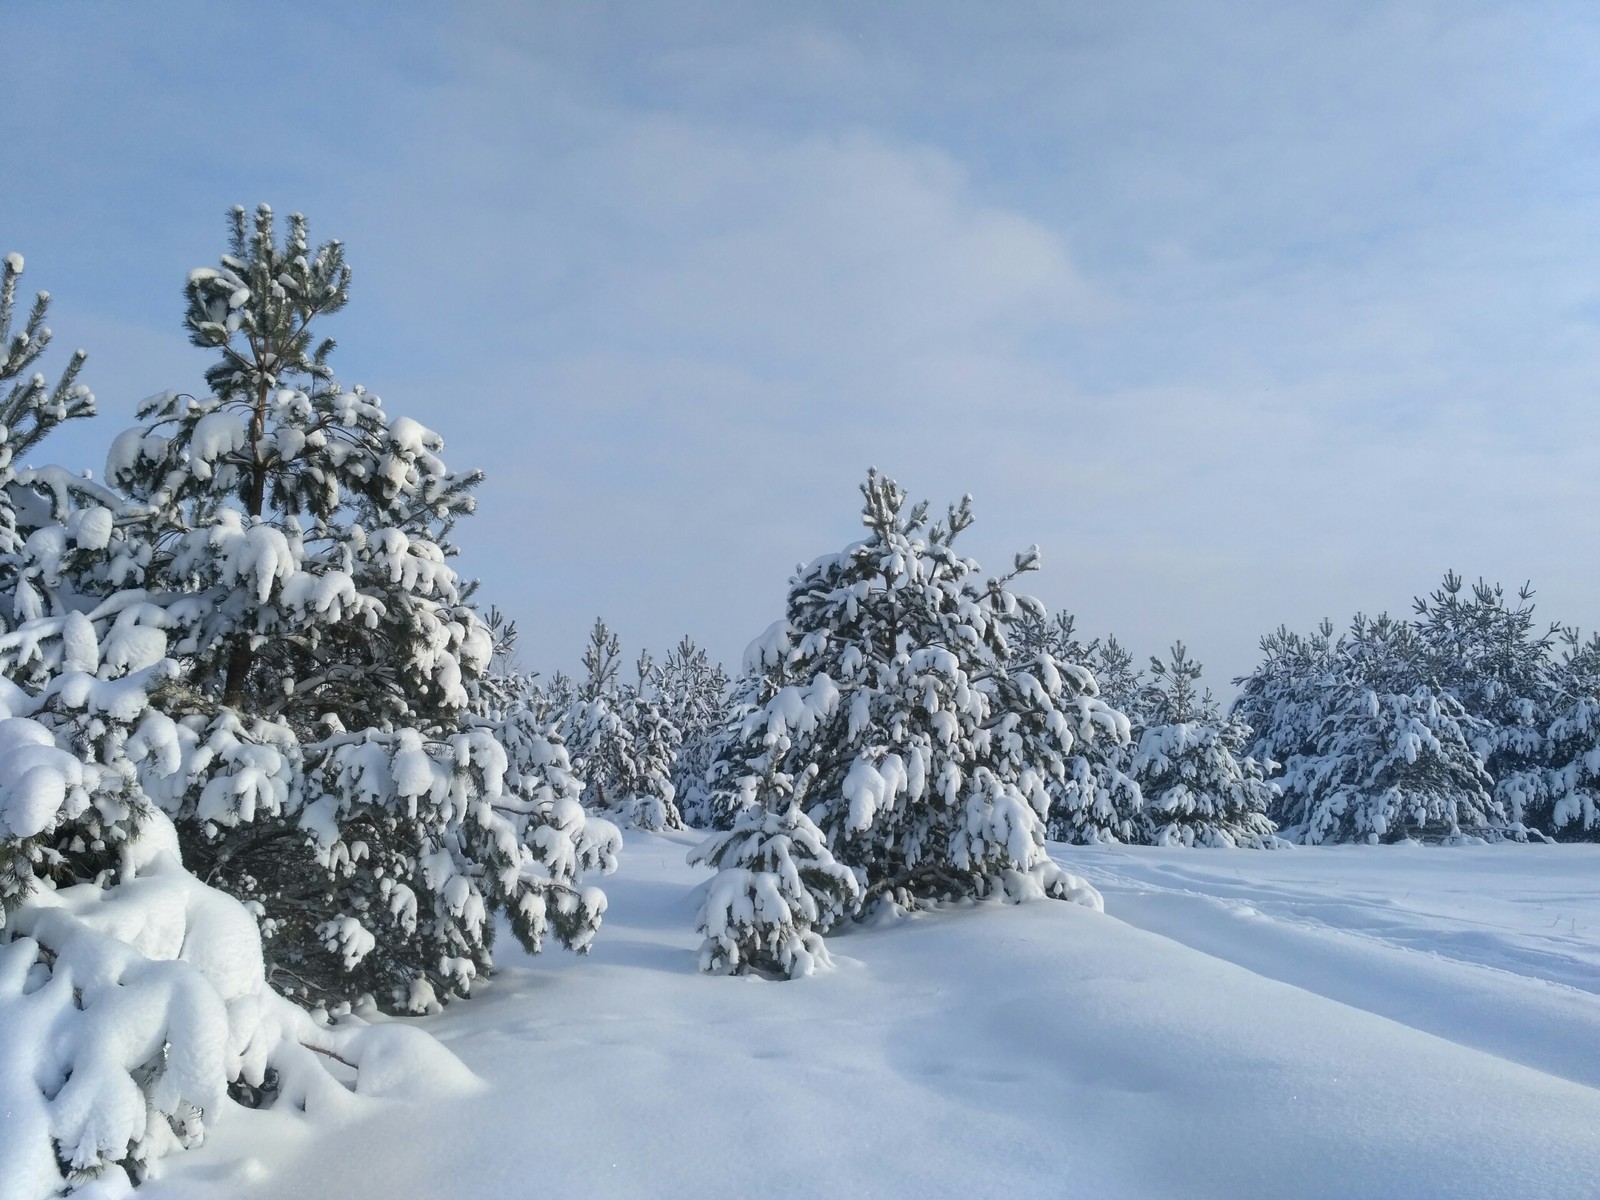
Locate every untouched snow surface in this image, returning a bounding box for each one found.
[150,835,1600,1200]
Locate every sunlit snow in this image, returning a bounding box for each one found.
[148,831,1600,1200]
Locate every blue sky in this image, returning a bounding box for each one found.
[5,1,1598,688]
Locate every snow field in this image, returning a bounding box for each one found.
[148,834,1600,1200]
[1058,843,1600,1090]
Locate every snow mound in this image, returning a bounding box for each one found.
[0,724,475,1199]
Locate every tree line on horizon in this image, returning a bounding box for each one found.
[553,574,1600,854]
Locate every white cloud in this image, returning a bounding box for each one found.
[592,127,1098,357]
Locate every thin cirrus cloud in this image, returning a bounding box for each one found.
[2,0,1597,689]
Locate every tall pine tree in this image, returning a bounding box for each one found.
[102,206,613,1010]
[1411,573,1559,832]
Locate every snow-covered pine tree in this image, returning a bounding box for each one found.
[1130,643,1279,847]
[1275,614,1502,843]
[462,704,619,965]
[695,664,771,832]
[1086,633,1143,715]
[476,603,540,712]
[719,470,1106,914]
[1231,619,1338,794]
[563,618,627,809]
[1545,697,1600,839]
[0,255,471,1190]
[1011,608,1088,666]
[578,616,622,701]
[516,668,578,725]
[1544,631,1600,840]
[563,621,684,831]
[658,635,731,827]
[687,743,860,978]
[102,205,611,1010]
[0,565,176,934]
[1411,573,1559,833]
[110,205,491,728]
[0,253,91,578]
[614,652,684,831]
[0,250,172,919]
[0,252,145,643]
[1558,631,1600,697]
[1140,640,1208,727]
[1011,610,1139,844]
[0,707,477,1193]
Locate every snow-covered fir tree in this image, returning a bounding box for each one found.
[710,470,1106,914]
[99,205,614,1010]
[1130,643,1279,847]
[687,743,860,978]
[1010,610,1139,844]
